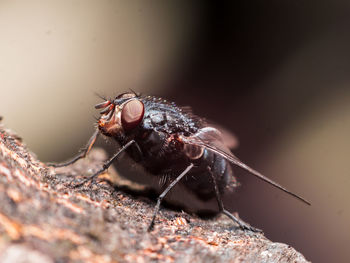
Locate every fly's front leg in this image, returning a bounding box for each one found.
[47,129,100,167]
[209,171,262,233]
[148,163,194,231]
[74,140,136,187]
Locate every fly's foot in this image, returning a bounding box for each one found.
[222,209,263,233]
[72,175,101,189]
[236,221,263,233]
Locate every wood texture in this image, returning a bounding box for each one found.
[0,123,309,263]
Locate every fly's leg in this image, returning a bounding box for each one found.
[148,163,194,231]
[47,129,100,167]
[74,140,136,187]
[210,172,262,233]
[221,210,262,233]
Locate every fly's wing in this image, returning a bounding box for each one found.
[204,122,239,150]
[179,127,310,205]
[187,127,234,156]
[181,105,239,150]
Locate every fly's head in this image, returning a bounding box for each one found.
[95,92,145,137]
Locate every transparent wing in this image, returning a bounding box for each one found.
[180,127,310,205]
[205,122,239,150]
[179,105,238,149]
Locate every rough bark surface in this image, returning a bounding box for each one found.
[0,123,309,263]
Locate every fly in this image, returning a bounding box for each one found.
[49,92,310,232]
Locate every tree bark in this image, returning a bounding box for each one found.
[0,123,309,263]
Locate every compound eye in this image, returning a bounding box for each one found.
[121,100,144,131]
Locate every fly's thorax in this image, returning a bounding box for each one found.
[141,96,202,132]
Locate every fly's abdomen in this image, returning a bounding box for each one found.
[184,149,234,201]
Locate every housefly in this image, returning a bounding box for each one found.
[49,92,310,232]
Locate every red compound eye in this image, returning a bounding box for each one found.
[121,99,144,131]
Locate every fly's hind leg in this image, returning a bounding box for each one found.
[221,210,262,233]
[148,163,194,231]
[210,172,262,233]
[47,129,100,167]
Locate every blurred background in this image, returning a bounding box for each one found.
[1,1,349,262]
